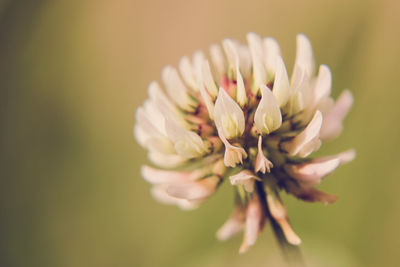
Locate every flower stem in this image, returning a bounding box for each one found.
[269,215,306,267]
[256,181,306,267]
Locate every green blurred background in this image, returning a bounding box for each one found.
[1,0,399,266]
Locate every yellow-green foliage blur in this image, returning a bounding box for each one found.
[1,0,399,266]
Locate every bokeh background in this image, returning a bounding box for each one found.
[1,0,399,266]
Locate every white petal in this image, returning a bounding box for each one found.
[201,59,218,98]
[165,118,209,158]
[166,176,219,200]
[266,193,301,245]
[142,99,167,135]
[148,151,186,168]
[214,88,245,139]
[133,124,147,147]
[210,44,226,78]
[320,90,353,140]
[284,66,306,116]
[148,81,180,116]
[239,194,263,254]
[192,50,205,86]
[216,208,245,241]
[149,82,190,130]
[294,34,315,77]
[282,110,322,156]
[198,83,215,120]
[141,165,201,185]
[229,170,261,193]
[273,56,290,107]
[220,39,247,106]
[162,66,197,112]
[294,65,313,109]
[178,56,197,90]
[285,158,340,186]
[263,37,281,80]
[222,39,239,72]
[313,65,332,105]
[237,45,252,79]
[255,136,273,174]
[335,149,356,164]
[297,138,321,158]
[236,63,248,107]
[135,107,175,154]
[254,85,282,134]
[316,149,356,165]
[151,186,199,210]
[247,33,267,92]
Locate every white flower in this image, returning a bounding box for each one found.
[134,33,354,253]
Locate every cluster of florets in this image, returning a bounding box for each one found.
[134,33,354,253]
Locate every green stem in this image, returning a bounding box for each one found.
[256,181,306,267]
[269,216,306,267]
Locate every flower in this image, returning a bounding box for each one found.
[134,32,354,252]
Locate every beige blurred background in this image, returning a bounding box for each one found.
[1,0,400,266]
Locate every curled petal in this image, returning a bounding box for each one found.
[320,90,353,140]
[239,194,264,254]
[224,145,247,168]
[229,170,261,193]
[254,85,282,135]
[285,158,340,186]
[216,207,245,241]
[166,176,219,201]
[214,88,245,139]
[217,128,248,167]
[282,110,322,157]
[255,136,273,174]
[162,66,197,112]
[266,193,301,245]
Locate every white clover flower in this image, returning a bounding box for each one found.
[134,33,354,253]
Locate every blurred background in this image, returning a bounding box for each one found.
[1,0,399,266]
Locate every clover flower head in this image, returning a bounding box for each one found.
[134,33,354,253]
